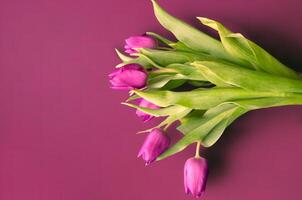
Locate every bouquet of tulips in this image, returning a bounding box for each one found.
[109,0,302,198]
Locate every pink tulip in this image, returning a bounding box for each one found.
[138,129,170,165]
[184,157,208,198]
[136,98,160,122]
[109,64,147,90]
[125,35,157,54]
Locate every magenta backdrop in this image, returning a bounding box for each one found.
[1,0,302,199]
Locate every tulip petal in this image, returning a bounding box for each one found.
[126,36,157,49]
[184,157,208,198]
[137,129,170,165]
[109,64,147,90]
[135,98,160,122]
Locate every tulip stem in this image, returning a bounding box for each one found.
[195,141,201,158]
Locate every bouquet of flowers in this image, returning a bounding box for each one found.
[109,0,302,198]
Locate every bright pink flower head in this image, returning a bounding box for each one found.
[125,35,157,54]
[109,64,147,90]
[184,157,208,198]
[136,98,160,122]
[138,128,170,165]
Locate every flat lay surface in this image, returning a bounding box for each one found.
[1,0,302,199]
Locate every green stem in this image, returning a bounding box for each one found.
[245,92,302,111]
[195,141,201,158]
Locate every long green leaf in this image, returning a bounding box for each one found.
[198,17,301,79]
[146,32,173,45]
[115,54,151,68]
[151,0,230,60]
[158,104,243,160]
[138,48,212,66]
[122,103,188,117]
[162,79,187,90]
[133,88,281,109]
[115,49,133,62]
[202,106,246,147]
[166,63,207,81]
[148,74,183,89]
[192,61,302,93]
[139,107,192,133]
[157,107,192,127]
[233,96,302,110]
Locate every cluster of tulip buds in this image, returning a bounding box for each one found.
[109,0,302,198]
[110,34,208,197]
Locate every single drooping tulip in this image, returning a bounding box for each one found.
[138,128,170,165]
[125,35,157,54]
[184,157,208,198]
[109,64,148,90]
[136,98,160,122]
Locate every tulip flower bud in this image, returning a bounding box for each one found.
[184,157,208,198]
[138,128,170,165]
[136,98,160,122]
[125,35,157,54]
[109,64,147,90]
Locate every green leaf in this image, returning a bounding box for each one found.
[122,103,188,117]
[138,48,212,67]
[133,88,279,109]
[202,106,246,147]
[157,107,192,127]
[148,74,178,89]
[158,104,245,160]
[198,17,301,79]
[147,63,208,86]
[115,54,151,68]
[146,32,173,45]
[148,68,178,78]
[192,61,302,93]
[232,96,302,110]
[187,80,212,87]
[138,106,192,133]
[125,94,141,102]
[177,110,206,134]
[145,32,196,53]
[116,51,173,69]
[148,71,187,90]
[169,42,195,52]
[166,63,207,81]
[161,79,186,90]
[131,53,164,69]
[115,49,133,62]
[151,0,231,60]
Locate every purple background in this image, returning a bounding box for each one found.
[1,0,302,199]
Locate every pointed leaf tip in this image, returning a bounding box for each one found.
[115,48,133,62]
[196,17,206,21]
[150,0,229,59]
[121,102,130,106]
